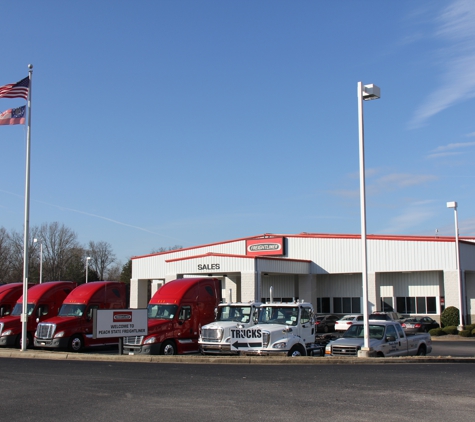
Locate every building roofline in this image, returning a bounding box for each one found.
[132,232,475,260]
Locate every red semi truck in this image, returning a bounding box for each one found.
[0,283,29,318]
[34,281,127,352]
[122,277,222,355]
[0,281,76,348]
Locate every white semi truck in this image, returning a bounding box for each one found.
[229,301,324,357]
[199,301,261,354]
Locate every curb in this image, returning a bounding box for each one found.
[1,349,474,365]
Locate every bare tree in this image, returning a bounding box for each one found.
[150,245,183,254]
[39,222,81,281]
[105,262,122,281]
[0,227,12,282]
[88,241,116,281]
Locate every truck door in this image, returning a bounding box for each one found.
[394,323,409,356]
[176,305,196,353]
[379,324,400,357]
[299,307,314,343]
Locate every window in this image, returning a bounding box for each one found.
[178,305,191,321]
[332,297,361,314]
[395,323,405,339]
[396,297,437,314]
[316,297,330,314]
[381,297,394,312]
[300,307,311,324]
[385,324,397,339]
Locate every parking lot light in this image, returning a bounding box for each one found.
[357,82,380,358]
[446,201,464,330]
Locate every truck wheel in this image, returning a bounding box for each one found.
[15,333,33,349]
[69,335,84,352]
[288,345,306,357]
[416,345,427,356]
[160,340,177,355]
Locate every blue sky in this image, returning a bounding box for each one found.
[1,1,475,265]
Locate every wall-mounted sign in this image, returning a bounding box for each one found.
[198,263,220,271]
[93,309,148,338]
[246,237,285,257]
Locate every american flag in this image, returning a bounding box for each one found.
[0,76,29,100]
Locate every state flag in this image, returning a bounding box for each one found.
[0,106,26,125]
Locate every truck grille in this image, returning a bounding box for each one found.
[201,328,223,342]
[36,323,56,339]
[332,345,359,356]
[124,336,144,345]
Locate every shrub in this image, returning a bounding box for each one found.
[441,306,460,327]
[472,328,475,337]
[442,326,459,335]
[429,328,445,336]
[464,324,475,332]
[459,330,472,337]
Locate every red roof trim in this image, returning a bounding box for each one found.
[132,232,475,260]
[165,252,311,264]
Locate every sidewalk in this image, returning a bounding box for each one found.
[1,348,474,364]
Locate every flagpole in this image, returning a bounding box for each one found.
[21,64,33,352]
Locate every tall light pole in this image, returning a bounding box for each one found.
[446,201,464,330]
[33,238,43,284]
[85,257,91,283]
[357,82,380,358]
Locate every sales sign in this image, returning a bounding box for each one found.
[93,309,148,338]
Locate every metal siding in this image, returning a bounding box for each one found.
[262,275,296,299]
[316,274,362,297]
[132,240,247,279]
[258,259,309,274]
[133,236,473,280]
[379,272,441,296]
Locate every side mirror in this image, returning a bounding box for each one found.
[386,335,396,342]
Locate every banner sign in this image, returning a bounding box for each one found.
[246,237,285,257]
[93,309,148,338]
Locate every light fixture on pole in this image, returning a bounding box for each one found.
[33,238,43,284]
[85,257,91,283]
[446,201,464,330]
[357,82,380,358]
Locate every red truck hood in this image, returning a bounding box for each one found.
[39,316,81,331]
[0,315,21,329]
[147,319,173,335]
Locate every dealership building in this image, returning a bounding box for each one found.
[130,233,475,323]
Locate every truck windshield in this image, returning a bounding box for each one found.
[11,303,35,316]
[147,304,177,320]
[58,304,86,317]
[343,324,385,340]
[258,306,299,326]
[217,305,253,323]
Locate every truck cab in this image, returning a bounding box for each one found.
[0,281,76,348]
[199,301,261,354]
[34,281,127,352]
[230,301,319,357]
[0,283,30,318]
[122,277,222,355]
